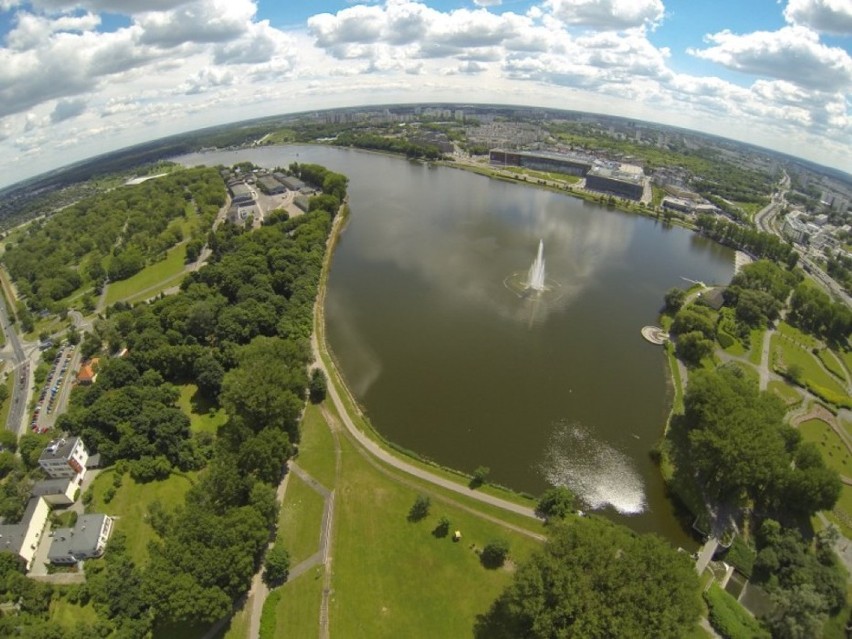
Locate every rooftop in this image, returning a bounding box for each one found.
[0,497,46,555]
[39,437,80,463]
[587,163,644,184]
[31,477,74,498]
[48,514,110,562]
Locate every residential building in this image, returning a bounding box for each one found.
[48,514,114,565]
[38,437,88,479]
[0,497,50,570]
[77,357,99,385]
[31,477,77,506]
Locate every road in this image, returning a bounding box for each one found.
[0,281,29,436]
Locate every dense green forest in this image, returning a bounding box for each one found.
[0,165,345,636]
[3,168,225,312]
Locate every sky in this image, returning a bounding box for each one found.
[0,0,850,189]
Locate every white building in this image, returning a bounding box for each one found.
[0,497,50,570]
[38,437,88,480]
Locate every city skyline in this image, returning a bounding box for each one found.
[0,0,850,188]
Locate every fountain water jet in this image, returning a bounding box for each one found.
[526,240,546,291]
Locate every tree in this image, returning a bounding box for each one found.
[663,287,686,314]
[481,539,510,569]
[475,520,702,639]
[764,584,827,639]
[535,486,576,521]
[309,368,327,404]
[408,495,431,522]
[433,516,451,538]
[263,546,290,587]
[675,330,715,367]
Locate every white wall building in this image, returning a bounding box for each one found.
[38,437,88,479]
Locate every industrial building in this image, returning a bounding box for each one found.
[585,164,645,201]
[229,182,254,205]
[489,149,592,176]
[257,176,286,195]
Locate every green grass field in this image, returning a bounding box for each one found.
[841,350,852,378]
[88,470,195,565]
[799,419,851,478]
[826,485,852,539]
[0,371,14,428]
[264,568,324,639]
[277,472,325,565]
[767,380,802,407]
[746,328,766,366]
[296,403,338,490]
[177,384,227,435]
[777,321,820,349]
[105,243,187,306]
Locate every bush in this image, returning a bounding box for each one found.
[263,546,290,587]
[103,486,116,504]
[704,583,770,639]
[433,516,450,538]
[129,456,172,483]
[716,330,735,349]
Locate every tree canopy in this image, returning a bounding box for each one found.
[475,519,701,638]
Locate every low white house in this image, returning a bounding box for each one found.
[48,514,114,565]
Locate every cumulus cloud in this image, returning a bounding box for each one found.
[689,25,852,92]
[50,97,87,122]
[5,12,101,50]
[474,0,501,5]
[138,0,256,47]
[784,0,852,35]
[181,67,234,94]
[28,0,191,13]
[544,0,664,31]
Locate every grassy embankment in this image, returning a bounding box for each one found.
[105,243,188,306]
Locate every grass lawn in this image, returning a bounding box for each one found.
[105,243,187,306]
[767,380,802,407]
[771,334,848,399]
[0,371,14,427]
[843,417,852,442]
[799,419,851,477]
[277,472,325,565]
[50,599,100,628]
[818,349,848,383]
[25,315,69,342]
[746,327,766,366]
[88,470,195,565]
[264,567,324,639]
[329,421,543,638]
[777,321,820,349]
[296,403,338,490]
[841,350,852,378]
[177,383,227,435]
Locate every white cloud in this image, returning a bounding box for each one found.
[474,0,502,6]
[28,0,191,13]
[689,25,852,92]
[544,0,664,31]
[784,0,852,36]
[138,0,256,47]
[5,12,101,50]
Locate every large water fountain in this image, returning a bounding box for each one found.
[527,239,546,292]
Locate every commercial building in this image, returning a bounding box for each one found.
[48,514,114,565]
[0,497,50,570]
[585,164,645,201]
[280,175,307,192]
[489,149,592,177]
[38,437,88,479]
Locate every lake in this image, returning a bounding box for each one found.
[175,145,734,547]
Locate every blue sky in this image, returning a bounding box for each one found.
[0,0,849,188]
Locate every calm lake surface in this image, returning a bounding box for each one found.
[175,145,735,547]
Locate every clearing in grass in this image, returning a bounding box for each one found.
[177,383,227,435]
[105,243,188,306]
[276,471,326,565]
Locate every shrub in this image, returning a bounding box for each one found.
[408,495,431,522]
[724,538,756,578]
[481,539,510,569]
